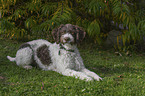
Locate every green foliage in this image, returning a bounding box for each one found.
[87,20,100,37]
[0,0,145,49]
[88,0,107,16]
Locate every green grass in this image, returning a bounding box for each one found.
[0,39,145,96]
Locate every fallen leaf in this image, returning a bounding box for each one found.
[115,52,122,56]
[0,76,4,79]
[41,82,44,90]
[118,75,123,78]
[53,85,57,87]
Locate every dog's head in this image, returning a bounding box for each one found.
[52,24,86,44]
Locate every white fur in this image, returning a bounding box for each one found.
[7,38,102,81]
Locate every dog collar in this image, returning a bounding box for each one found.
[59,43,75,55]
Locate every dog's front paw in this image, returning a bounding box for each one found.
[78,75,93,81]
[94,76,102,81]
[85,77,93,81]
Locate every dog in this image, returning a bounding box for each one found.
[7,24,102,81]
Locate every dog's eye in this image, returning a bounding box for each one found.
[71,32,75,35]
[61,32,65,34]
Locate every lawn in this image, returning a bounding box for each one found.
[0,39,145,96]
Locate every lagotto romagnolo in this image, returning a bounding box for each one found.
[7,24,102,81]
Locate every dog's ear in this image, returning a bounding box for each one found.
[52,24,64,44]
[52,28,58,43]
[74,25,86,44]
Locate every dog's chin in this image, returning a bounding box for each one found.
[62,42,73,46]
[62,40,75,45]
[61,41,76,49]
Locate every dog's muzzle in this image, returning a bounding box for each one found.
[61,33,74,44]
[64,37,71,42]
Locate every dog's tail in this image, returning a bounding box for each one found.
[7,56,16,62]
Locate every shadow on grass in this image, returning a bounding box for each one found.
[95,65,145,76]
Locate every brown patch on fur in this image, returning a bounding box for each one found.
[19,43,31,49]
[73,25,86,43]
[60,36,64,44]
[52,24,65,44]
[37,45,51,66]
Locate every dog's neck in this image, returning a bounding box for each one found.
[59,43,76,51]
[58,43,76,55]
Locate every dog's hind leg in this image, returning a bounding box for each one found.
[15,47,34,69]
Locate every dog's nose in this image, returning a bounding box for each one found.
[64,37,70,41]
